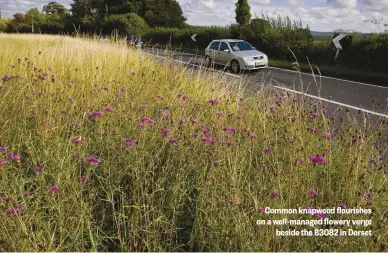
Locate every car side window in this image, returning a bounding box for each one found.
[219,42,229,51]
[209,41,220,50]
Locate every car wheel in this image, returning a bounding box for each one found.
[231,60,240,74]
[204,56,212,67]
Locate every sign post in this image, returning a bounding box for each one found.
[332,34,346,60]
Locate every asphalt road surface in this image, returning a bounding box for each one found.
[142,47,388,119]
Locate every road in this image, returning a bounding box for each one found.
[142,47,388,119]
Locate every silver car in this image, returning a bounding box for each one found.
[204,39,268,73]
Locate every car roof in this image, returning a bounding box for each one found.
[212,39,245,43]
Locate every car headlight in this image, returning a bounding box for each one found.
[244,57,254,61]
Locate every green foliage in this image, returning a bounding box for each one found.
[235,0,251,26]
[103,13,148,35]
[0,19,6,32]
[142,0,186,28]
[43,1,69,16]
[25,8,45,33]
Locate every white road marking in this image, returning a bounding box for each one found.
[268,66,388,89]
[274,86,388,118]
[143,51,388,118]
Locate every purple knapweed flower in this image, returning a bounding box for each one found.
[362,193,372,201]
[213,161,220,167]
[310,127,320,133]
[104,107,113,112]
[315,212,327,219]
[123,138,135,148]
[130,71,136,76]
[258,205,265,213]
[182,95,189,100]
[7,152,21,163]
[250,133,257,140]
[156,94,164,100]
[179,118,185,125]
[310,113,319,119]
[287,140,295,144]
[33,66,39,71]
[216,112,224,117]
[72,139,85,145]
[262,164,268,169]
[228,199,235,205]
[84,156,100,165]
[2,74,11,81]
[203,129,211,135]
[103,87,109,91]
[207,99,219,105]
[161,127,170,137]
[223,126,237,134]
[139,116,155,126]
[24,191,32,197]
[168,139,177,144]
[82,175,88,182]
[191,119,197,125]
[0,159,7,167]
[163,114,170,119]
[226,140,235,146]
[211,177,217,183]
[6,205,24,216]
[88,111,102,118]
[296,158,305,163]
[200,137,214,143]
[310,188,317,198]
[338,204,347,209]
[271,192,279,197]
[50,185,60,193]
[1,197,11,203]
[309,154,325,165]
[264,148,271,155]
[325,135,332,140]
[51,75,56,82]
[35,166,44,173]
[0,146,6,152]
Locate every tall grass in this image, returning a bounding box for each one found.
[0,34,387,251]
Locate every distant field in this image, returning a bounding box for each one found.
[0,34,387,251]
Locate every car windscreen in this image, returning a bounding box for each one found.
[229,41,255,51]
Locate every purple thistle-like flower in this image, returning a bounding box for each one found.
[226,140,235,146]
[0,159,7,167]
[213,161,220,167]
[325,135,332,140]
[258,205,265,213]
[262,164,268,169]
[84,156,100,165]
[88,111,102,118]
[211,177,217,183]
[7,152,21,163]
[156,94,164,100]
[310,127,320,133]
[309,154,325,164]
[35,166,44,173]
[163,114,170,119]
[1,197,11,203]
[338,204,347,209]
[51,75,56,82]
[296,158,305,163]
[223,126,237,134]
[72,139,85,145]
[182,95,189,100]
[123,138,135,148]
[362,193,372,201]
[139,116,155,126]
[168,139,178,144]
[191,119,197,125]
[216,112,224,117]
[310,113,319,119]
[103,87,109,91]
[0,146,6,152]
[82,175,88,182]
[264,148,271,155]
[24,191,32,197]
[200,137,214,143]
[104,107,113,112]
[310,188,317,198]
[315,212,327,219]
[203,129,211,135]
[228,199,235,205]
[161,127,170,137]
[130,71,136,76]
[287,140,295,144]
[6,205,24,216]
[50,185,60,193]
[207,99,219,105]
[250,133,257,140]
[271,192,279,197]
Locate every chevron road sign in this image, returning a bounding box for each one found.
[191,34,197,42]
[333,34,346,59]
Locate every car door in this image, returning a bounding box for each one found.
[217,42,231,66]
[207,41,220,63]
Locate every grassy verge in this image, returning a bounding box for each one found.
[0,34,387,252]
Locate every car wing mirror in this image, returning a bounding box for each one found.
[224,49,230,52]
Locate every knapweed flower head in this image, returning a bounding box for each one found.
[258,205,265,213]
[0,159,6,167]
[310,113,319,119]
[72,139,85,145]
[156,94,164,100]
[0,146,7,152]
[216,112,224,117]
[168,139,177,144]
[191,119,197,125]
[130,71,136,76]
[7,152,21,163]
[211,177,217,183]
[84,156,100,165]
[296,158,305,163]
[310,127,320,133]
[24,191,32,197]
[88,111,102,118]
[203,129,211,135]
[223,126,236,134]
[287,140,295,144]
[139,116,155,126]
[6,204,24,216]
[104,107,113,112]
[35,166,44,173]
[228,199,235,205]
[82,175,88,182]
[310,188,317,198]
[271,192,279,197]
[264,148,271,155]
[325,134,332,140]
[309,154,325,164]
[50,185,60,193]
[1,197,11,203]
[250,133,257,140]
[262,164,269,169]
[362,193,372,201]
[123,138,135,148]
[207,99,219,105]
[213,161,220,167]
[226,140,235,146]
[200,137,214,143]
[338,204,347,209]
[161,127,170,137]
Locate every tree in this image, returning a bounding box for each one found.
[43,2,68,16]
[25,8,45,33]
[141,0,186,28]
[235,0,251,26]
[103,12,148,35]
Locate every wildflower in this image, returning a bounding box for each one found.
[7,152,21,163]
[262,164,268,169]
[1,197,11,203]
[325,135,332,140]
[338,204,347,209]
[0,159,6,167]
[156,94,164,100]
[130,71,136,76]
[123,138,135,148]
[250,133,257,140]
[203,129,211,135]
[315,212,327,219]
[223,126,236,134]
[234,115,244,120]
[179,118,185,125]
[287,140,295,144]
[163,114,170,119]
[177,93,182,98]
[0,146,7,152]
[207,99,219,105]
[104,107,113,112]
[213,161,220,167]
[50,185,60,193]
[33,66,39,71]
[169,64,175,70]
[296,158,305,163]
[310,188,317,198]
[72,154,79,159]
[51,75,56,82]
[6,205,23,216]
[182,95,189,100]
[309,154,325,165]
[35,166,44,173]
[258,205,265,213]
[264,148,271,155]
[362,193,372,201]
[84,156,100,165]
[271,192,279,197]
[82,175,88,182]
[168,139,177,144]
[310,127,320,133]
[200,137,214,143]
[88,111,102,118]
[24,191,32,197]
[139,116,155,126]
[72,139,85,145]
[161,127,170,137]
[103,87,109,91]
[228,199,235,205]
[191,119,197,125]
[226,140,235,146]
[216,112,224,117]
[310,113,319,119]
[372,98,376,103]
[211,177,217,183]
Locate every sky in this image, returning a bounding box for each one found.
[0,0,387,32]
